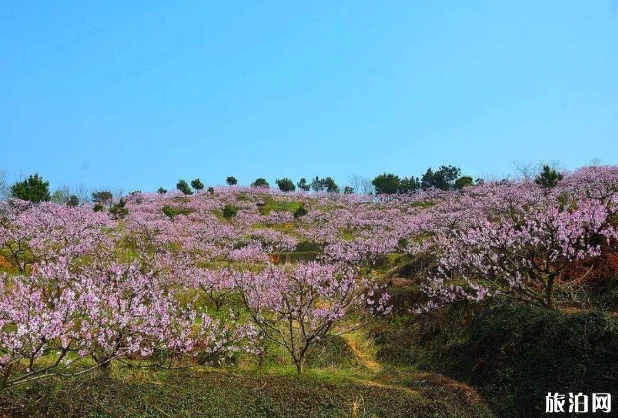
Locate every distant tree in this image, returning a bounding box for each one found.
[191,178,204,192]
[275,178,295,192]
[310,177,324,192]
[455,176,474,190]
[251,178,269,188]
[74,183,90,204]
[92,190,113,207]
[226,176,238,186]
[113,187,125,201]
[433,165,461,190]
[157,187,167,194]
[93,203,105,212]
[176,180,193,195]
[399,176,420,193]
[222,204,238,219]
[297,178,311,192]
[360,178,374,195]
[348,174,374,195]
[10,174,50,203]
[421,166,462,190]
[51,187,78,206]
[513,159,565,182]
[51,190,68,204]
[207,187,215,194]
[372,173,401,194]
[420,168,434,190]
[535,165,563,188]
[347,174,363,195]
[512,160,538,181]
[67,195,80,207]
[343,186,354,194]
[322,177,340,193]
[310,177,339,193]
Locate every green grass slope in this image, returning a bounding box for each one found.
[1,367,493,418]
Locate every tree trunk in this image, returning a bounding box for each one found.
[546,276,556,310]
[294,358,304,375]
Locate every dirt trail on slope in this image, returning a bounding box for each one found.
[341,334,422,396]
[342,334,381,373]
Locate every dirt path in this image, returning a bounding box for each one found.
[341,334,421,396]
[342,334,381,372]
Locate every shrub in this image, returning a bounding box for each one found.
[162,205,177,219]
[454,176,474,190]
[67,195,79,207]
[109,198,129,219]
[222,204,238,219]
[416,304,618,418]
[293,206,308,218]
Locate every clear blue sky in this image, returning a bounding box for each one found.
[1,1,617,192]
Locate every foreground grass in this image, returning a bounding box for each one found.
[0,367,493,418]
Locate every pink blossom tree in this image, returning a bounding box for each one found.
[236,262,390,373]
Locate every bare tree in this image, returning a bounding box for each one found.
[113,186,125,201]
[512,159,565,182]
[512,160,537,181]
[0,169,7,200]
[347,174,363,194]
[74,183,91,204]
[50,184,72,203]
[360,177,374,195]
[347,174,374,195]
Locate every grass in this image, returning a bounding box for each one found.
[0,366,493,418]
[258,196,304,215]
[0,328,493,418]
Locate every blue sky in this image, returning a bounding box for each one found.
[1,0,617,192]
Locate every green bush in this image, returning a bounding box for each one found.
[109,198,129,219]
[162,205,177,219]
[445,305,618,417]
[222,204,238,219]
[374,303,618,417]
[294,241,323,252]
[293,206,308,218]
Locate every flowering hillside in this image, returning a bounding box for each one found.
[0,166,617,417]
